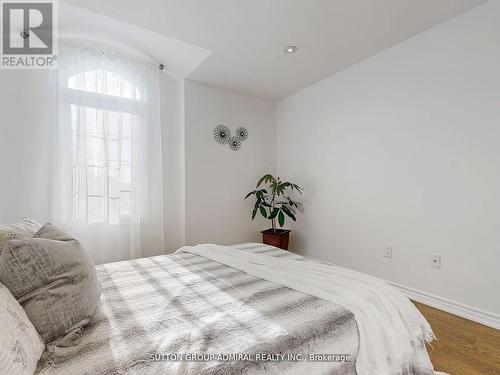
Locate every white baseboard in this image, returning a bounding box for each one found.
[391,282,500,330]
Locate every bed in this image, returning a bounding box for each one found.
[35,243,435,375]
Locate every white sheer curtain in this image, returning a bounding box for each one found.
[51,40,164,264]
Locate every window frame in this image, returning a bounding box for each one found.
[63,69,143,226]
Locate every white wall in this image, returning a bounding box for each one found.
[0,71,275,254]
[159,73,186,253]
[0,70,52,224]
[185,80,275,245]
[277,1,500,316]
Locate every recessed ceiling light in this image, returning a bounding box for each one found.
[284,45,298,54]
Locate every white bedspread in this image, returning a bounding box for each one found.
[176,244,437,375]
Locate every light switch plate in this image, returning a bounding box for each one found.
[384,245,393,258]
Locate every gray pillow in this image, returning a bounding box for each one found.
[0,223,101,345]
[0,218,42,254]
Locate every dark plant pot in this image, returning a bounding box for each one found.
[261,229,291,250]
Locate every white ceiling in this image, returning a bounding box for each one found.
[59,3,210,78]
[63,0,485,100]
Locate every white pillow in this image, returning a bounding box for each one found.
[0,282,45,375]
[0,218,42,254]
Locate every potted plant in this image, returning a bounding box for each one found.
[245,174,303,249]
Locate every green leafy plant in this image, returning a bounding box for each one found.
[245,174,304,231]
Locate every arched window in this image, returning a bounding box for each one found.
[68,70,141,100]
[66,70,140,225]
[53,41,164,262]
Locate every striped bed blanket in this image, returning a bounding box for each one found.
[36,243,432,375]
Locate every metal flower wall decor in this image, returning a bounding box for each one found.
[214,125,231,144]
[213,124,248,151]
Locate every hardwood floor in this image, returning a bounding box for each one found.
[413,301,500,375]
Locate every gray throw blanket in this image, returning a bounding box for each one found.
[36,244,433,375]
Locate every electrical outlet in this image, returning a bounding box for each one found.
[431,254,441,269]
[384,245,393,258]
